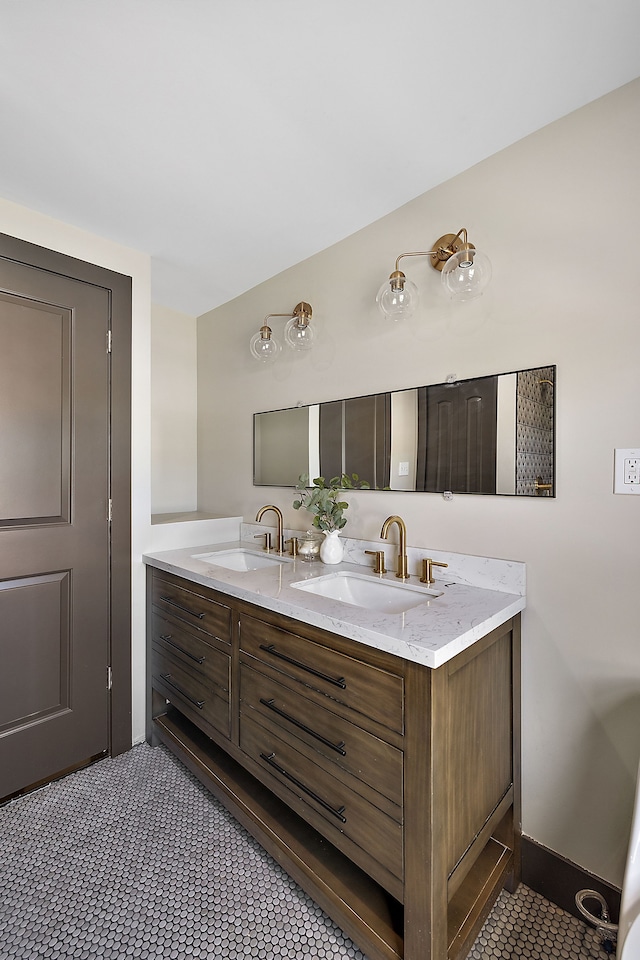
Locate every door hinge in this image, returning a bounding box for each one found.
[107,329,112,353]
[108,498,113,522]
[107,665,113,690]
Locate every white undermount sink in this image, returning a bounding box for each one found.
[291,571,442,614]
[192,549,291,572]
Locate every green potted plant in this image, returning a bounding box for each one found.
[293,473,369,563]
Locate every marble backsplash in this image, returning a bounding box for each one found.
[240,522,526,596]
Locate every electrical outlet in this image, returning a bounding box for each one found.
[614,448,640,495]
[624,458,639,484]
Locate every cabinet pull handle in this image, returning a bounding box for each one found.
[160,673,205,709]
[258,644,346,689]
[159,634,205,664]
[159,596,205,620]
[259,752,347,823]
[259,698,346,756]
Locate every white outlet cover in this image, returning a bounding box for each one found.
[614,448,640,495]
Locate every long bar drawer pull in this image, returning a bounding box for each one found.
[159,634,205,664]
[159,596,205,619]
[258,644,346,689]
[259,752,347,823]
[160,673,205,709]
[259,698,346,756]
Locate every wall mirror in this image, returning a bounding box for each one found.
[254,365,555,497]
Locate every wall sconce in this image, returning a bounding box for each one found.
[249,302,314,362]
[376,228,491,321]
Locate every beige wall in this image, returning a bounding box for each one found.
[151,303,198,515]
[197,78,640,886]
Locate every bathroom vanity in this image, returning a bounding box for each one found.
[145,541,524,960]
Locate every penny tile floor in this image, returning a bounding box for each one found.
[0,744,613,959]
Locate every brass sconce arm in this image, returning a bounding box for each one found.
[388,252,437,291]
[256,312,295,343]
[259,302,312,328]
[264,312,298,323]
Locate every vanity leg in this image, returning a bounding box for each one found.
[403,661,449,960]
[505,617,522,893]
[147,689,168,747]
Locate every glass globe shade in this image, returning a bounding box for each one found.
[250,329,280,362]
[441,249,492,301]
[284,317,314,351]
[376,277,419,321]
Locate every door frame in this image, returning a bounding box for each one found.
[0,231,132,758]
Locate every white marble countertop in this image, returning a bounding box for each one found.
[144,535,525,669]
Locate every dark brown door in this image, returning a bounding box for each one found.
[0,257,112,799]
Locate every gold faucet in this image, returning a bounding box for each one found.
[255,504,285,554]
[380,515,409,579]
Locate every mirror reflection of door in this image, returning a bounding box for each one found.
[418,377,498,494]
[320,394,391,488]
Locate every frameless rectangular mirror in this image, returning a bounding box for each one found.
[254,365,555,497]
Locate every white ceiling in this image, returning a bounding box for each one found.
[2,1,640,317]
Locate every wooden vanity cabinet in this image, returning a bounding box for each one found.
[147,566,521,960]
[149,570,232,741]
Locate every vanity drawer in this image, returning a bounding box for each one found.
[239,615,404,734]
[240,663,402,810]
[152,645,231,739]
[151,612,230,688]
[152,571,231,643]
[240,711,403,884]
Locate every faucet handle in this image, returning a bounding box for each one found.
[254,532,272,552]
[420,558,448,585]
[364,549,386,575]
[285,536,299,558]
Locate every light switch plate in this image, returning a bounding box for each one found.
[614,448,640,495]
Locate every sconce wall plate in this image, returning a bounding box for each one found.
[429,233,475,271]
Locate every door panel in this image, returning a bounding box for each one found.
[0,260,111,799]
[0,572,70,731]
[0,294,70,523]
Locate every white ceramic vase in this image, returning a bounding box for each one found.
[320,530,344,564]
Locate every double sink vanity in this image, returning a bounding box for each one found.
[144,518,525,960]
